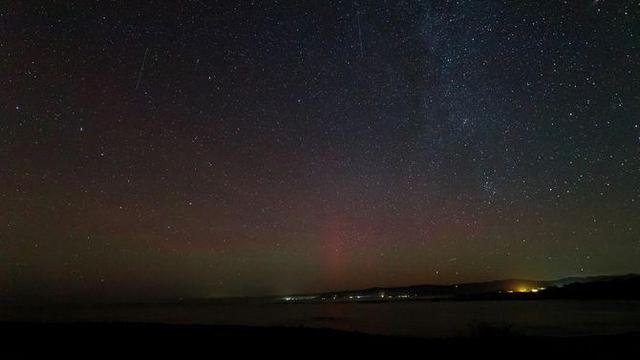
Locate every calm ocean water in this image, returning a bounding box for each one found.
[4,300,640,338]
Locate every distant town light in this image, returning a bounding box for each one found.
[511,287,545,294]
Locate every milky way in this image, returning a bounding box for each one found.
[2,1,639,300]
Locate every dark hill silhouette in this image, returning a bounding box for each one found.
[542,275,640,299]
[279,274,640,302]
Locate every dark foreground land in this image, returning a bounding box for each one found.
[2,322,639,356]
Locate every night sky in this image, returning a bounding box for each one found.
[2,0,639,301]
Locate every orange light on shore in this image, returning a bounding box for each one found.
[511,287,545,293]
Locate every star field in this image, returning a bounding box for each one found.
[1,0,639,300]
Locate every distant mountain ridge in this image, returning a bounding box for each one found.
[280,274,640,302]
[550,274,639,287]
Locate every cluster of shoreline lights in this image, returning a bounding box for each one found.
[281,287,548,302]
[505,286,546,294]
[281,292,413,302]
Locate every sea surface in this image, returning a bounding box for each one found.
[3,300,640,338]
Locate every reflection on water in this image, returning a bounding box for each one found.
[3,300,640,338]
